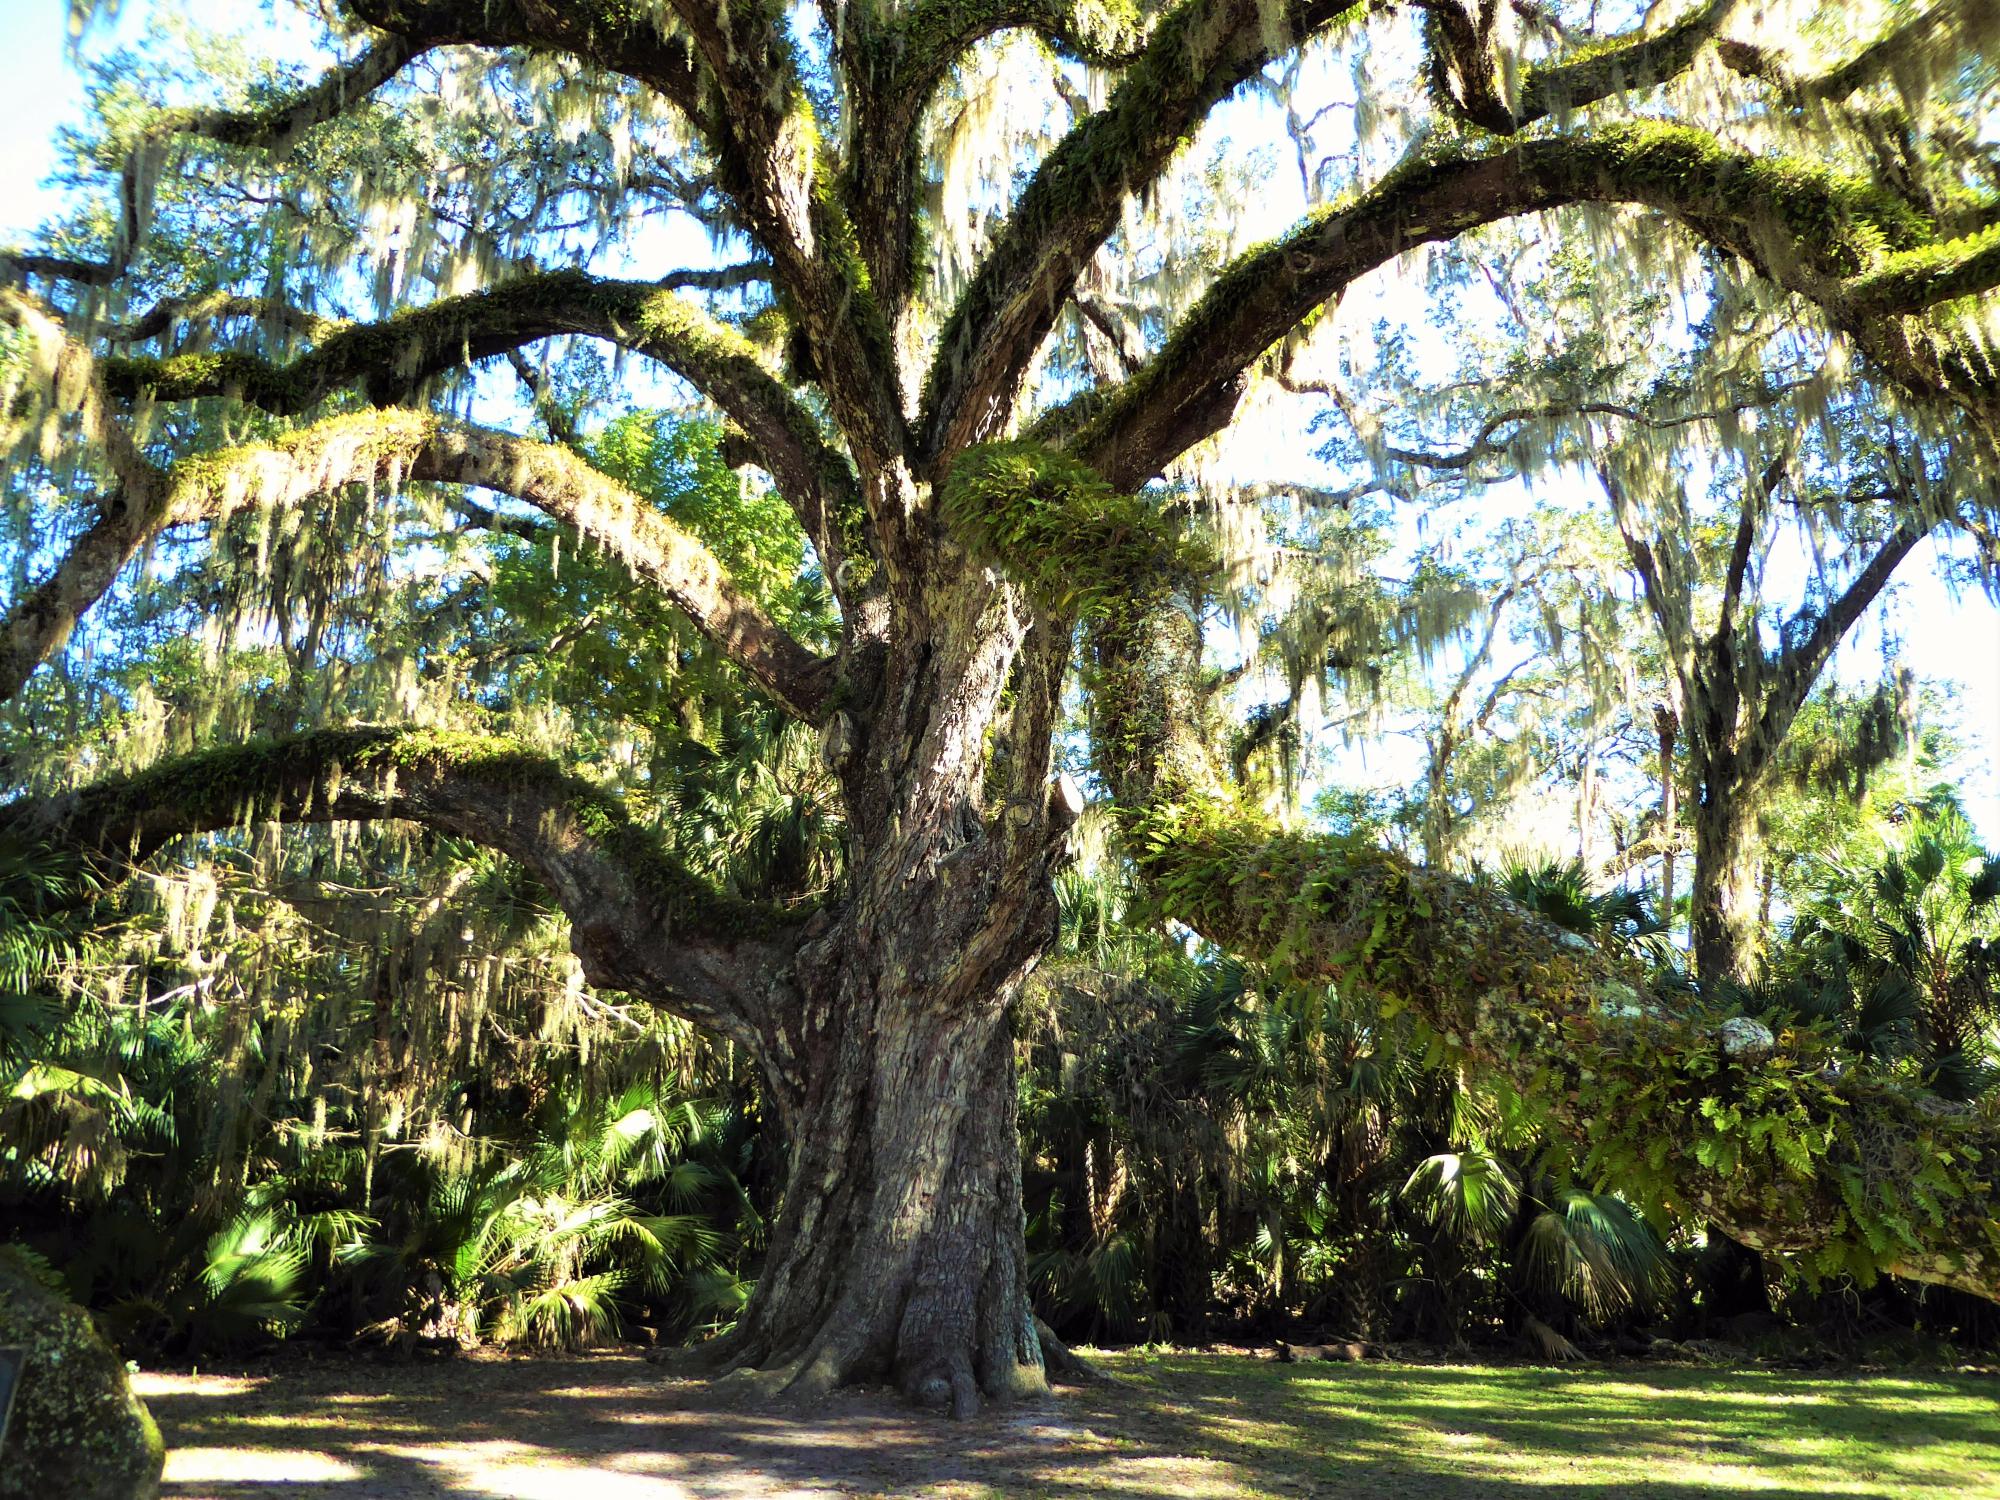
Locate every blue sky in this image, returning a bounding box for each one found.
[5,0,1999,839]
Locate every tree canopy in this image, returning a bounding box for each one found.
[4,0,2000,1411]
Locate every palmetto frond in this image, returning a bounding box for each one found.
[1404,1151,1520,1247]
[1516,1189,1674,1322]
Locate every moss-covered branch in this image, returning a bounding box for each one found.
[843,0,1150,304]
[0,726,802,1057]
[888,0,1149,72]
[1424,0,1737,136]
[94,269,862,583]
[1514,0,1742,127]
[0,410,835,721]
[1074,123,2000,486]
[917,0,1377,466]
[341,0,907,482]
[1086,594,2000,1303]
[345,0,704,113]
[1717,0,2000,108]
[939,440,1213,613]
[659,0,912,478]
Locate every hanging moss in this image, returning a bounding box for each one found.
[45,726,800,942]
[1551,122,1934,272]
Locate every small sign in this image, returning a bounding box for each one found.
[0,1346,23,1454]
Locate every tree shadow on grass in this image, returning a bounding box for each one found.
[1103,1355,2000,1500]
[133,1351,2000,1499]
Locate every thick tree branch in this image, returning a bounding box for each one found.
[1716,0,2000,109]
[1088,597,2000,1303]
[844,0,1150,305]
[1513,0,1741,126]
[94,270,861,584]
[0,726,802,1060]
[345,0,703,112]
[657,0,912,476]
[1761,518,1930,742]
[0,411,835,721]
[339,1,913,477]
[1421,0,1736,136]
[1074,126,2000,487]
[918,0,1376,466]
[409,424,835,718]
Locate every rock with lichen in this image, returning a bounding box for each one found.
[1718,1016,1777,1061]
[0,1248,164,1500]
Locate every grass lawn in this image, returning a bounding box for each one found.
[1096,1351,2000,1498]
[137,1349,2000,1498]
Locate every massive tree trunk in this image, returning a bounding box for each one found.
[721,989,1045,1412]
[706,558,1071,1411]
[5,549,1075,1411]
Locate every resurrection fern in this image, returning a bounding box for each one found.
[940,441,1216,614]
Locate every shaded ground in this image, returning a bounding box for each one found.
[138,1348,2000,1499]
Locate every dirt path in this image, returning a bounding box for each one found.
[139,1352,1188,1500]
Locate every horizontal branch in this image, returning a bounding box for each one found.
[106,290,348,346]
[1514,0,1741,127]
[1088,598,2000,1303]
[1716,0,1999,108]
[93,270,861,581]
[0,411,835,721]
[347,0,703,114]
[887,0,1149,74]
[0,726,802,1057]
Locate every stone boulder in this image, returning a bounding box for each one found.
[0,1248,164,1500]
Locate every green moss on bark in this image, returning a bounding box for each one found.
[0,1248,164,1500]
[62,726,797,940]
[939,440,1213,614]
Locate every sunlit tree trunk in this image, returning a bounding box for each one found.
[1655,702,1680,920]
[1689,784,1761,986]
[709,558,1071,1411]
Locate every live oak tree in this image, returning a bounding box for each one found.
[7,0,2000,1412]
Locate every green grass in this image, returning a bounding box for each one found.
[1092,1352,2000,1498]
